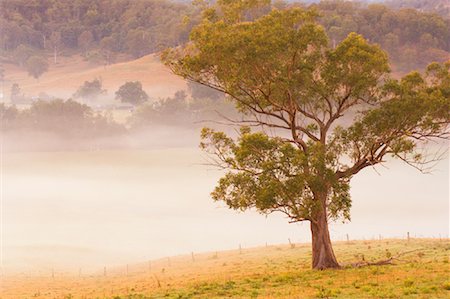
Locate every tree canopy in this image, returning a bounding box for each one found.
[25,55,49,79]
[73,78,106,102]
[115,81,149,106]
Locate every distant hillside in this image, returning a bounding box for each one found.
[1,0,449,102]
[2,54,186,101]
[0,0,195,59]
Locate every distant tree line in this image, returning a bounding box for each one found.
[128,82,235,129]
[0,99,126,138]
[5,79,232,133]
[1,0,197,63]
[384,0,450,18]
[1,0,448,73]
[312,1,450,71]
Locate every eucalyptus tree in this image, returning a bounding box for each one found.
[163,3,449,269]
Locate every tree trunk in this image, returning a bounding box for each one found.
[310,197,340,270]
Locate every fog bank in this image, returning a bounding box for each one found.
[2,147,448,274]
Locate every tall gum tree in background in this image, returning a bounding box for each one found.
[163,2,450,270]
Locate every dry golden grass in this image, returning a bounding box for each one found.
[2,54,186,100]
[2,238,449,298]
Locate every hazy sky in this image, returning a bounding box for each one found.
[2,146,448,274]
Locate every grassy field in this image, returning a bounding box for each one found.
[2,238,449,299]
[2,54,186,101]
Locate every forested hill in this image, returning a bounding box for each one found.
[384,0,450,17]
[0,0,196,58]
[311,1,450,72]
[0,0,449,74]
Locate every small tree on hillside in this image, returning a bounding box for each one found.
[25,56,49,79]
[115,81,149,106]
[73,78,106,102]
[163,4,450,269]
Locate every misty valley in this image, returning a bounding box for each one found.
[0,0,449,298]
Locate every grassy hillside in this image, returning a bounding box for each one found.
[2,239,449,298]
[2,54,186,101]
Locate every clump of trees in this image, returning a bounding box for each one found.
[115,81,149,106]
[129,91,190,127]
[164,1,449,270]
[25,56,49,79]
[0,99,125,138]
[73,78,106,102]
[128,89,234,129]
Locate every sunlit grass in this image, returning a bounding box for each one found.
[3,238,449,298]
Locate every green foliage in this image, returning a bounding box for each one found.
[336,67,450,172]
[201,127,351,222]
[165,5,449,227]
[115,81,149,106]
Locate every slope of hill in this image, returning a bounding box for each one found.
[2,54,186,102]
[2,239,449,298]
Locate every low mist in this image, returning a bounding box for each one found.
[2,133,448,275]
